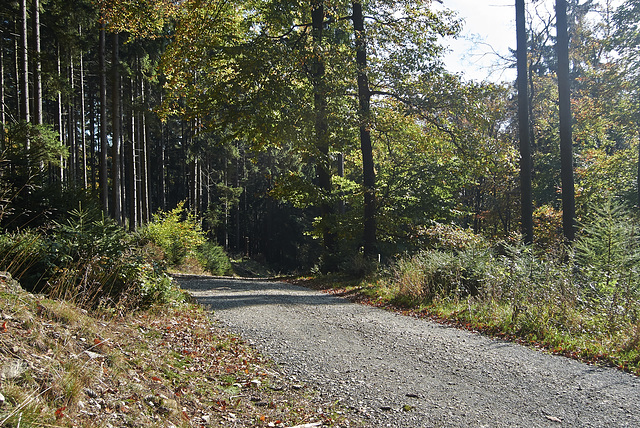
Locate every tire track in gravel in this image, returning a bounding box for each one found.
[176,275,640,428]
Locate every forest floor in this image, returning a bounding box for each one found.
[179,275,640,428]
[0,273,359,427]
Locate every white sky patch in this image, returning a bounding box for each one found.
[436,0,623,84]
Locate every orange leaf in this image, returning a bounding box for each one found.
[55,406,67,419]
[151,376,162,382]
[260,415,266,422]
[1,321,7,333]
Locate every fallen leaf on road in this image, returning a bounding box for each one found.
[545,415,562,423]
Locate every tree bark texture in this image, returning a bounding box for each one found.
[111,32,122,223]
[99,26,109,214]
[353,0,377,260]
[516,0,534,244]
[556,0,576,242]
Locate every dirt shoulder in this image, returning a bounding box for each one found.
[179,275,640,428]
[0,273,357,427]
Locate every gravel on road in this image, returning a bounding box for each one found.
[176,275,640,428]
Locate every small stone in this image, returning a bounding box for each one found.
[0,392,5,406]
[83,351,103,360]
[1,359,26,380]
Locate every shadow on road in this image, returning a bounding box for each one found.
[174,275,350,311]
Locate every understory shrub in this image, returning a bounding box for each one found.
[0,204,183,309]
[373,204,640,370]
[142,201,232,275]
[574,198,640,330]
[142,201,205,266]
[197,241,232,276]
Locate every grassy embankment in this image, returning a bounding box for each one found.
[0,202,357,427]
[0,272,355,427]
[299,210,640,376]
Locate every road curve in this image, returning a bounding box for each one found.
[176,276,640,428]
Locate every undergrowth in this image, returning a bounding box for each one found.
[0,274,354,427]
[328,200,640,374]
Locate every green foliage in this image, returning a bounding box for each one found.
[3,121,67,168]
[52,203,129,263]
[143,201,233,276]
[143,201,205,266]
[196,241,232,276]
[574,198,640,330]
[0,202,182,309]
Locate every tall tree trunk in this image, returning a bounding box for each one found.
[311,0,337,271]
[14,21,21,121]
[89,82,96,190]
[20,0,29,127]
[57,45,64,183]
[352,0,376,260]
[111,32,122,223]
[127,77,137,231]
[32,0,42,125]
[140,78,150,222]
[160,98,167,210]
[556,0,575,242]
[99,25,109,214]
[1,29,5,129]
[68,54,76,183]
[516,0,533,245]
[79,26,87,188]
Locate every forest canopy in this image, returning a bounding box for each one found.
[0,0,638,272]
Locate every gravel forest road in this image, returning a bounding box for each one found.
[176,276,640,428]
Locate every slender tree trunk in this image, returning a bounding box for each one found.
[68,54,76,183]
[140,78,150,222]
[20,0,29,127]
[1,30,5,129]
[89,83,96,190]
[637,127,640,208]
[311,0,337,271]
[99,25,109,214]
[556,0,575,242]
[57,45,64,184]
[111,32,122,223]
[516,0,533,245]
[32,0,42,125]
[79,26,87,188]
[160,99,167,210]
[353,0,377,260]
[160,135,166,210]
[14,22,21,121]
[127,77,137,231]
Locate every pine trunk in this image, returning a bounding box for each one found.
[111,32,122,223]
[32,0,42,125]
[68,54,76,183]
[140,79,150,222]
[99,26,109,214]
[79,27,87,188]
[127,77,137,231]
[57,45,64,183]
[21,0,29,126]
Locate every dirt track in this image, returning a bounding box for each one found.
[177,276,640,427]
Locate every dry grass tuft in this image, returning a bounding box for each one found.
[0,273,358,427]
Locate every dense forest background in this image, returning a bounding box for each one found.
[1,0,639,274]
